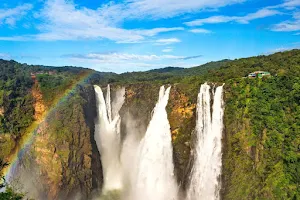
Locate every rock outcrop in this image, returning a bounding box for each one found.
[115,83,197,190]
[32,78,46,122]
[14,84,103,200]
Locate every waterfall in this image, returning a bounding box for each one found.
[106,84,112,122]
[94,83,224,200]
[132,86,178,200]
[187,83,224,200]
[94,85,125,192]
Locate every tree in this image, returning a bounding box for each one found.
[0,159,25,200]
[0,158,8,189]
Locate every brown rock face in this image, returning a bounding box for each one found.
[168,87,196,141]
[18,84,103,200]
[33,122,63,200]
[116,83,197,190]
[167,85,196,189]
[119,84,160,140]
[0,106,4,116]
[32,78,46,122]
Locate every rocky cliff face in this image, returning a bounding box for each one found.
[12,84,103,200]
[46,85,102,199]
[113,83,197,190]
[32,77,46,122]
[167,86,196,189]
[2,81,243,199]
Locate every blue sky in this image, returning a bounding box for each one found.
[0,0,299,73]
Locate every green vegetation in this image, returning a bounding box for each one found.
[223,76,300,200]
[99,190,121,200]
[0,60,34,135]
[0,159,24,200]
[37,72,81,106]
[0,59,100,135]
[0,187,24,200]
[0,159,8,189]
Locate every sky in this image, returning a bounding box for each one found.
[0,0,299,73]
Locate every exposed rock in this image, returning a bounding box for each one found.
[32,77,46,122]
[119,83,160,140]
[20,84,103,200]
[115,83,197,190]
[0,106,4,116]
[33,122,63,199]
[167,85,196,189]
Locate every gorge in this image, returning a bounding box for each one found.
[93,83,224,200]
[0,50,299,200]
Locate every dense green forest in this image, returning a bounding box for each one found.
[223,77,300,199]
[0,159,24,199]
[0,60,34,135]
[0,59,101,136]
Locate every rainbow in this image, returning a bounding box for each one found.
[2,70,96,182]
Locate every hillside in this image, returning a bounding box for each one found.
[148,66,185,73]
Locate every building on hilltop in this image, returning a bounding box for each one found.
[31,71,56,79]
[248,71,271,78]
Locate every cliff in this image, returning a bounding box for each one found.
[7,84,103,199]
[0,50,299,199]
[33,84,103,199]
[113,83,197,190]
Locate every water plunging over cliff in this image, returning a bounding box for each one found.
[187,83,224,200]
[94,85,125,192]
[132,86,178,200]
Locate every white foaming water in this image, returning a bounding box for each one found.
[94,85,125,192]
[187,83,224,200]
[106,84,112,122]
[132,86,178,200]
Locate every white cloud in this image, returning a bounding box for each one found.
[268,0,300,10]
[185,8,280,26]
[189,28,212,33]
[134,27,184,37]
[0,36,30,41]
[0,4,32,26]
[162,48,173,53]
[269,46,299,54]
[155,38,181,45]
[271,12,300,32]
[0,0,252,42]
[34,0,141,42]
[0,0,184,42]
[0,53,11,60]
[64,52,183,72]
[281,0,300,8]
[268,41,300,54]
[66,52,183,61]
[272,47,291,52]
[124,0,246,19]
[63,52,203,72]
[272,20,300,31]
